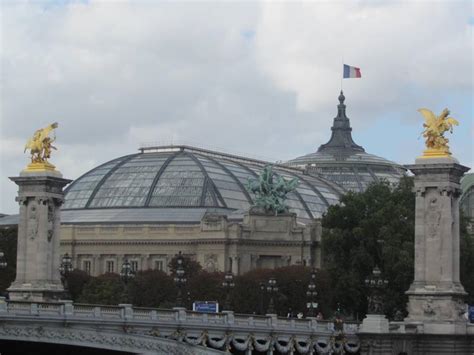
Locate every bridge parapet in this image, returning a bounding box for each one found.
[0,298,361,354]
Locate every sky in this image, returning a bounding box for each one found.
[1,0,473,214]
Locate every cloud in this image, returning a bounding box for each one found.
[255,1,472,114]
[1,1,472,214]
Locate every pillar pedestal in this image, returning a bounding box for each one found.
[405,156,469,334]
[7,170,71,302]
[360,314,389,333]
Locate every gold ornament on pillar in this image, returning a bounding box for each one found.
[24,122,59,172]
[418,108,459,158]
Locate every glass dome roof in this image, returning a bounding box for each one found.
[64,145,344,223]
[286,92,406,192]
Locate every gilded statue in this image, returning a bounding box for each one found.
[418,108,458,157]
[24,122,58,170]
[247,165,298,215]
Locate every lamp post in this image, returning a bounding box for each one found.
[222,272,235,311]
[306,268,318,317]
[259,282,266,315]
[174,251,187,308]
[0,251,7,270]
[59,253,73,290]
[364,265,388,314]
[266,277,278,315]
[120,259,136,303]
[120,259,135,284]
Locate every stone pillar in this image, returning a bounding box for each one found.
[405,156,469,334]
[8,170,71,302]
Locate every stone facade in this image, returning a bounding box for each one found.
[60,211,321,276]
[8,171,71,301]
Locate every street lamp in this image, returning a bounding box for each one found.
[120,259,136,284]
[0,251,7,270]
[364,265,388,314]
[266,277,278,314]
[174,252,187,308]
[222,272,235,311]
[306,268,318,317]
[59,253,73,289]
[259,282,266,315]
[120,259,136,303]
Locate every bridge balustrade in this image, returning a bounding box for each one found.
[0,298,361,354]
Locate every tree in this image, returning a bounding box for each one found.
[187,271,225,308]
[65,269,91,301]
[128,270,175,308]
[78,273,125,305]
[231,266,332,317]
[322,176,474,319]
[168,253,202,279]
[322,177,415,319]
[460,215,474,305]
[0,226,17,295]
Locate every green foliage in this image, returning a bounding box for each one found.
[65,269,91,301]
[460,216,474,305]
[168,254,202,279]
[0,226,17,295]
[322,177,416,318]
[187,271,225,306]
[78,273,125,305]
[232,266,332,317]
[128,270,176,308]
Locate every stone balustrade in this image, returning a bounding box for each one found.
[0,297,361,354]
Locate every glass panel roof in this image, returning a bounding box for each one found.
[63,156,132,209]
[62,147,346,223]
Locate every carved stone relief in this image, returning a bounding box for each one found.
[204,254,217,272]
[425,196,441,240]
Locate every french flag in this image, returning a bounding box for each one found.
[343,64,362,79]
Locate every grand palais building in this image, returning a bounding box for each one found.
[1,93,472,275]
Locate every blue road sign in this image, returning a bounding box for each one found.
[193,301,219,313]
[469,305,474,323]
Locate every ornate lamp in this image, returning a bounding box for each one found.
[266,277,279,314]
[59,253,73,286]
[222,272,235,311]
[306,268,318,317]
[259,282,266,315]
[0,251,7,270]
[364,265,388,314]
[120,259,136,284]
[174,251,187,308]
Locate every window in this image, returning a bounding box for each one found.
[83,260,91,275]
[106,260,115,273]
[154,260,164,271]
[131,260,139,272]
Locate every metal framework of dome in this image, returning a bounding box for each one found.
[63,145,344,224]
[286,92,406,192]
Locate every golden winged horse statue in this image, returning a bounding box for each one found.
[24,122,58,170]
[418,108,458,158]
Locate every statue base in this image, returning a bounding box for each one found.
[8,281,66,302]
[360,314,389,333]
[23,161,57,173]
[418,148,452,159]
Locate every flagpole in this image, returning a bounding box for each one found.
[341,56,344,92]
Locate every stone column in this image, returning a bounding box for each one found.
[8,170,71,302]
[405,156,469,334]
